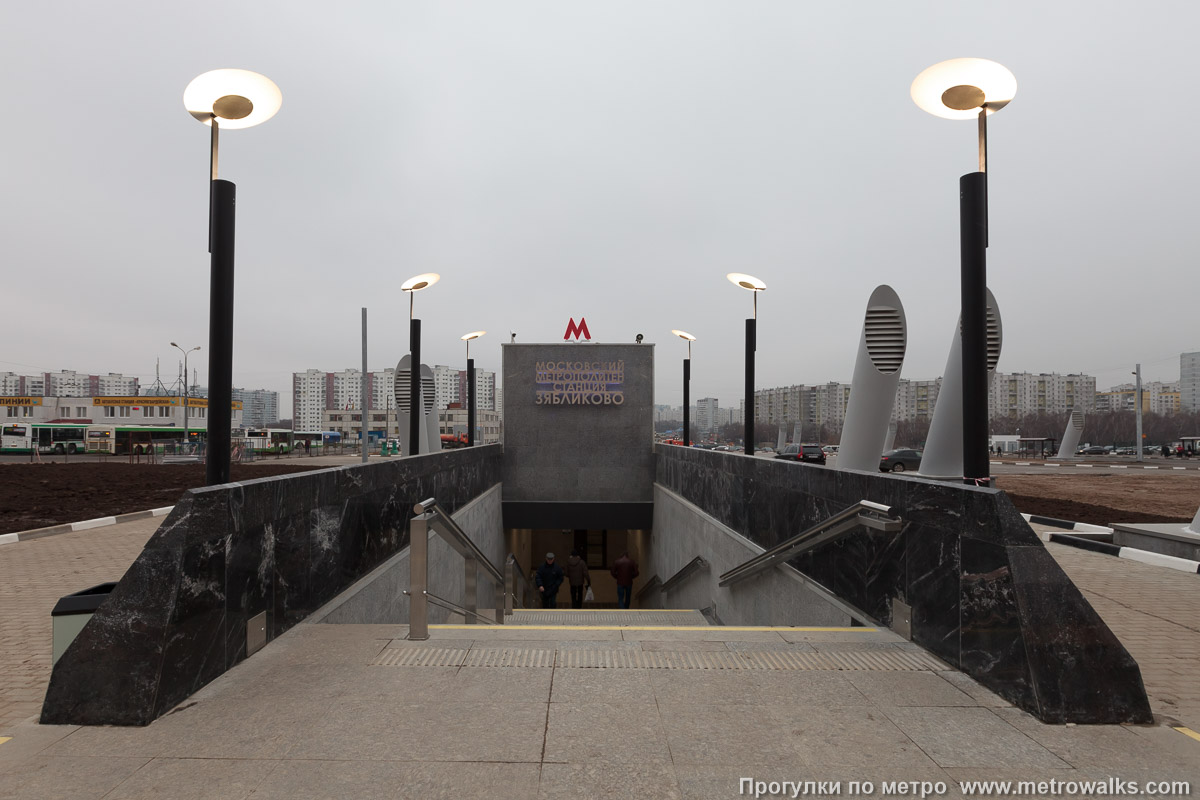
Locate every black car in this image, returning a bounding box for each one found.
[880,448,922,472]
[775,443,826,465]
[1077,446,1107,455]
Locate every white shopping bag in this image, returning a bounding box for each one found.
[584,587,594,604]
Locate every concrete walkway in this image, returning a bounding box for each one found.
[2,521,1199,797]
[2,620,1197,799]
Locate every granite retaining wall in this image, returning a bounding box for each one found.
[655,445,1152,724]
[41,445,502,726]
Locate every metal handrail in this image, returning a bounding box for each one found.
[408,497,506,640]
[635,556,709,600]
[419,590,498,625]
[414,498,504,585]
[718,500,901,587]
[634,575,663,601]
[505,553,532,615]
[661,556,709,592]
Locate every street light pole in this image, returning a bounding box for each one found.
[727,274,766,455]
[672,330,696,447]
[184,69,282,485]
[912,58,1016,487]
[461,331,486,447]
[401,273,441,455]
[170,343,200,449]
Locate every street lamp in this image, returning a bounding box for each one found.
[911,58,1016,486]
[461,330,486,446]
[183,69,282,485]
[727,273,766,455]
[401,273,440,454]
[671,330,696,447]
[170,343,201,450]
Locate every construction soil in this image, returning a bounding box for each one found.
[0,462,329,535]
[2,463,1196,535]
[994,473,1199,526]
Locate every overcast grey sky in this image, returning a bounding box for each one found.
[3,2,1197,416]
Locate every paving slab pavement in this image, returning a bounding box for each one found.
[1041,537,1200,732]
[0,517,160,729]
[1,622,1197,798]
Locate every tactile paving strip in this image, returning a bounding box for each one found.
[374,646,947,671]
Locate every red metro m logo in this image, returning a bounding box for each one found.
[563,317,591,341]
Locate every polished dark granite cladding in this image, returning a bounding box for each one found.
[655,445,1152,724]
[42,445,503,726]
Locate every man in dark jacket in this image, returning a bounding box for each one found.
[564,549,591,609]
[535,552,565,609]
[610,551,639,609]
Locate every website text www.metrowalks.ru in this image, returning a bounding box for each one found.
[739,776,1192,798]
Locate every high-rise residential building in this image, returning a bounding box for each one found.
[457,369,496,411]
[695,398,719,435]
[988,372,1095,417]
[233,388,280,429]
[0,370,139,397]
[433,365,459,410]
[1182,352,1200,412]
[295,366,484,432]
[1096,381,1180,415]
[293,369,329,432]
[892,379,942,422]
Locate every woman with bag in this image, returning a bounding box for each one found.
[564,549,591,609]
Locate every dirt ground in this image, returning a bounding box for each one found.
[994,473,1199,526]
[0,463,329,535]
[2,463,1197,535]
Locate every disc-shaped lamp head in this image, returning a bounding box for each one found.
[726,273,766,292]
[671,330,696,342]
[461,330,486,342]
[184,69,282,129]
[911,58,1016,120]
[401,273,441,293]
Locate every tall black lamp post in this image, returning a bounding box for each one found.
[184,69,282,485]
[911,58,1015,487]
[401,273,440,455]
[727,273,766,455]
[671,330,696,447]
[461,330,486,446]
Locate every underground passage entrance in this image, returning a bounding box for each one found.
[507,527,649,608]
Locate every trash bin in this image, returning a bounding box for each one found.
[51,582,117,665]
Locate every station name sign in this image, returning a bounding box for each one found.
[535,360,624,406]
[0,397,41,406]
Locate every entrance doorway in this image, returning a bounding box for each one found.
[507,527,649,608]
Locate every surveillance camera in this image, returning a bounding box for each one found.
[635,333,644,344]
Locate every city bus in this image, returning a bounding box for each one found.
[246,428,294,453]
[0,423,89,454]
[84,425,204,455]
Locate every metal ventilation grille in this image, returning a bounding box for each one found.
[422,376,435,414]
[394,370,411,405]
[394,371,439,413]
[1070,410,1084,431]
[986,305,1002,372]
[864,307,905,374]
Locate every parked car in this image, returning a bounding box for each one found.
[775,443,827,465]
[1077,446,1107,455]
[822,445,840,458]
[880,448,922,472]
